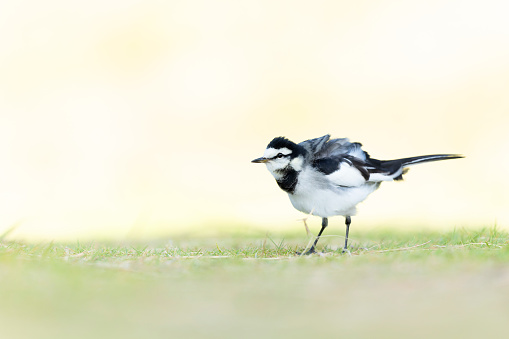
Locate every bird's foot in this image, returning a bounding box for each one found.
[341,248,352,256]
[296,248,317,255]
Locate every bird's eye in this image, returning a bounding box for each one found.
[276,153,284,158]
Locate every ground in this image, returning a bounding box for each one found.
[1,227,508,339]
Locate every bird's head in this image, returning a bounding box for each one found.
[252,137,307,178]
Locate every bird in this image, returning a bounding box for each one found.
[251,134,463,255]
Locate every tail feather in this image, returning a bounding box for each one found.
[396,154,464,167]
[367,154,464,182]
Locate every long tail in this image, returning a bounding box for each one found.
[395,154,464,167]
[367,154,464,181]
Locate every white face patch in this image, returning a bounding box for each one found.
[265,156,291,175]
[262,147,293,178]
[262,147,305,179]
[290,155,304,171]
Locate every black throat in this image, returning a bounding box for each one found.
[275,168,299,194]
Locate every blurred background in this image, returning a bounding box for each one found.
[1,0,508,241]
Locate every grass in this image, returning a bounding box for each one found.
[1,227,509,339]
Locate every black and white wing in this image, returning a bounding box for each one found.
[306,136,463,187]
[305,135,427,187]
[306,137,372,187]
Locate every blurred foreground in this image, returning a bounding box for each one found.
[1,228,508,339]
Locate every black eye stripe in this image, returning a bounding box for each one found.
[271,153,287,160]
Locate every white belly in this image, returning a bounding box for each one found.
[288,180,380,218]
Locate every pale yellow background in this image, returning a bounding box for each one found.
[1,0,508,240]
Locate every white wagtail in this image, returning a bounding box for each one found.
[252,134,463,254]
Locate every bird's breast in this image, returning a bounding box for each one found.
[287,168,380,217]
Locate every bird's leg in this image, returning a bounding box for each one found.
[298,217,328,255]
[342,216,351,254]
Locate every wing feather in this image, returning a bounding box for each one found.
[303,135,411,186]
[312,156,369,187]
[325,161,368,187]
[298,134,330,155]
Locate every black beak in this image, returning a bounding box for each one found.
[251,157,269,163]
